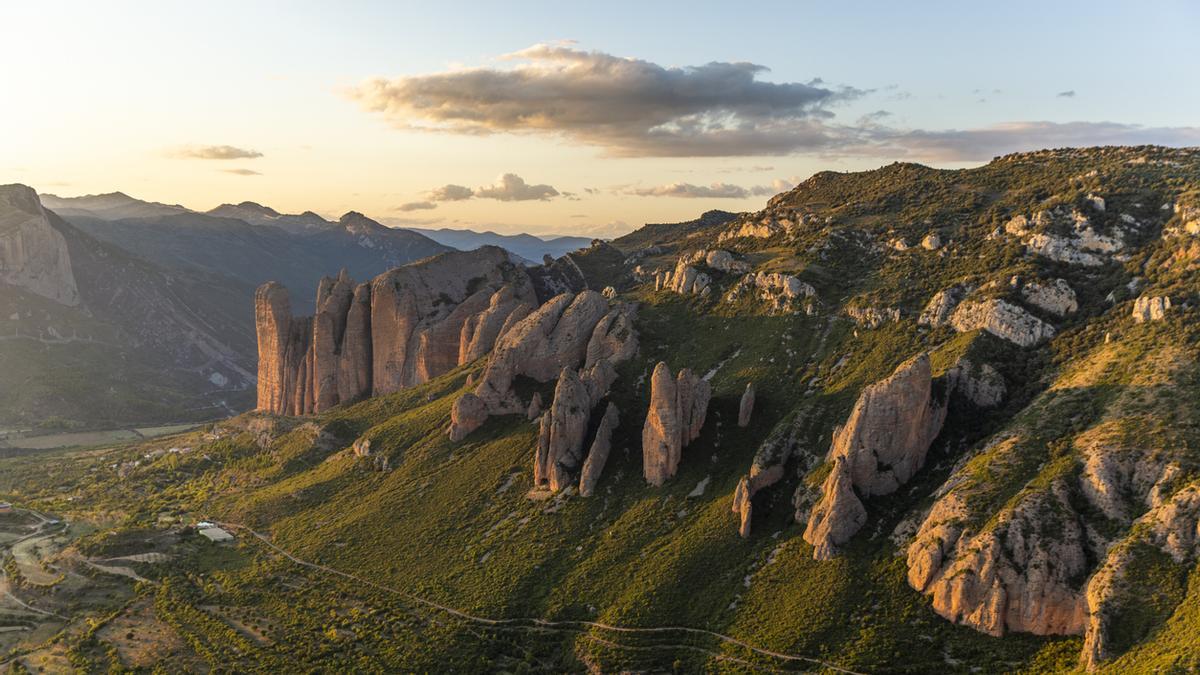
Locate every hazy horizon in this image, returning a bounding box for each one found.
[4,0,1198,237]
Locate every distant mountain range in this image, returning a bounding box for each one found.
[0,187,615,428]
[406,227,595,263]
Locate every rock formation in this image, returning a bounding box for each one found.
[1131,295,1171,322]
[642,362,711,486]
[846,305,902,328]
[732,476,754,538]
[949,298,1056,347]
[1020,278,1077,316]
[534,368,593,491]
[526,392,543,420]
[738,382,755,427]
[0,184,80,306]
[448,393,487,442]
[450,292,635,441]
[918,285,972,326]
[803,354,947,559]
[946,358,1005,408]
[579,403,619,497]
[725,271,816,313]
[256,246,531,414]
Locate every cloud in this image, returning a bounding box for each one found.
[348,44,1200,162]
[397,200,437,211]
[858,121,1200,162]
[1057,90,1076,98]
[427,184,474,201]
[475,173,559,201]
[221,168,261,176]
[420,173,561,204]
[628,176,798,199]
[348,43,861,157]
[169,144,263,160]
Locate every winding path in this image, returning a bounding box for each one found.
[218,521,864,674]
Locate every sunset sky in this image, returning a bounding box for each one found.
[3,0,1198,237]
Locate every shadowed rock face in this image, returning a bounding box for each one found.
[579,403,619,497]
[0,184,79,306]
[534,367,592,492]
[255,247,532,414]
[642,362,711,487]
[803,354,947,559]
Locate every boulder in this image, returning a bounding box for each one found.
[579,403,619,497]
[921,233,943,250]
[448,393,487,442]
[738,382,755,427]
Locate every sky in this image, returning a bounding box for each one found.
[2,0,1198,237]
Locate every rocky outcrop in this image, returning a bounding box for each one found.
[803,354,947,559]
[256,247,530,414]
[1131,295,1171,322]
[949,298,1056,347]
[371,251,535,395]
[907,477,1089,637]
[585,304,639,369]
[0,184,80,306]
[471,291,610,415]
[732,476,754,538]
[1081,485,1200,669]
[725,272,816,313]
[921,233,943,250]
[846,305,901,328]
[804,457,867,559]
[1005,208,1125,267]
[526,392,543,420]
[451,292,636,442]
[642,362,711,486]
[947,358,1005,408]
[657,259,711,297]
[735,415,805,537]
[534,368,593,491]
[448,393,487,442]
[738,382,755,427]
[1020,278,1077,316]
[918,285,971,327]
[459,285,533,364]
[312,270,356,411]
[579,403,619,497]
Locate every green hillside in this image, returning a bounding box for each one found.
[2,146,1199,673]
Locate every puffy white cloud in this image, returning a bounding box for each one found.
[474,173,559,201]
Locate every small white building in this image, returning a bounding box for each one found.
[198,526,234,543]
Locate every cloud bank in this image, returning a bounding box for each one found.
[349,43,858,157]
[401,173,562,211]
[169,145,263,160]
[628,176,798,199]
[349,44,1200,161]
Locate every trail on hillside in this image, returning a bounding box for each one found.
[219,521,865,674]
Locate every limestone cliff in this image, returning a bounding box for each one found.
[0,184,79,306]
[256,246,531,414]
